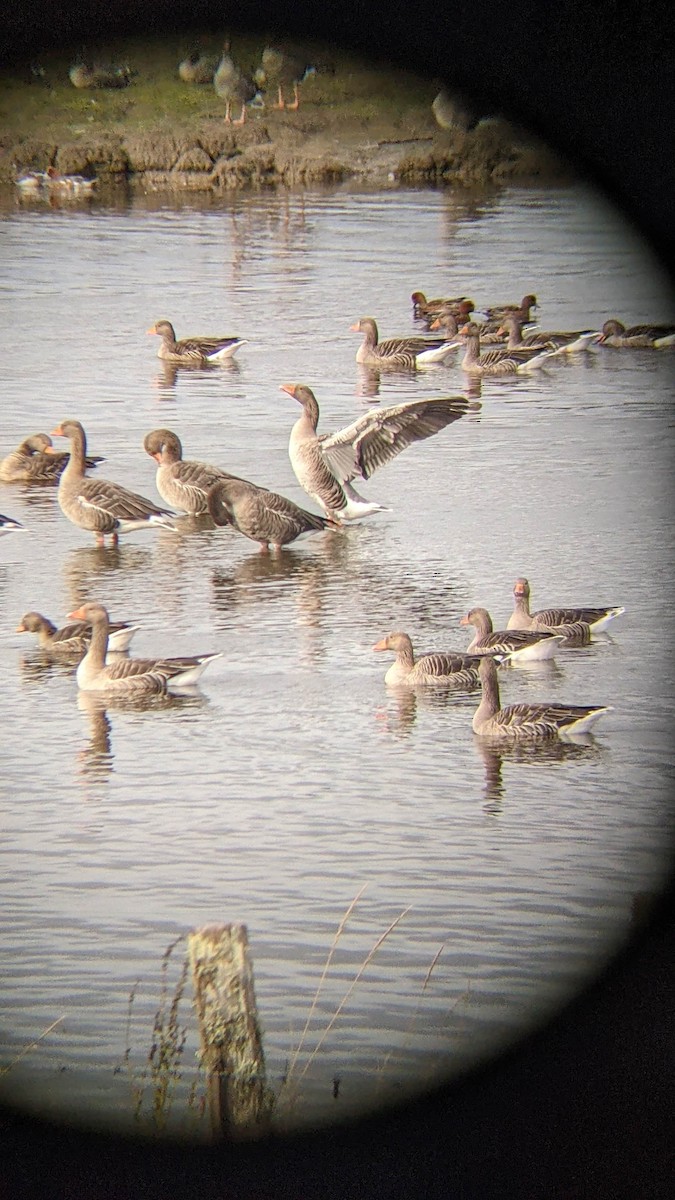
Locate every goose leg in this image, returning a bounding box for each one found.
[286,82,300,110]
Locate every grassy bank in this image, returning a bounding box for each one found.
[0,33,570,189]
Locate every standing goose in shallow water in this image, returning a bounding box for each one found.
[472,655,613,740]
[350,316,460,369]
[597,319,675,348]
[147,320,246,364]
[207,477,337,553]
[16,610,138,656]
[143,429,248,516]
[67,602,221,693]
[281,384,474,522]
[0,432,103,484]
[372,631,492,687]
[460,607,564,662]
[507,577,626,634]
[52,420,179,546]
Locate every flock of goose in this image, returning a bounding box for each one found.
[4,287,672,738]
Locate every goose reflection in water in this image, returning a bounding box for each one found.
[75,689,207,789]
[473,735,606,812]
[62,544,152,610]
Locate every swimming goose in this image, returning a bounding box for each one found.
[146,320,246,364]
[411,293,474,320]
[207,477,336,553]
[479,294,538,323]
[497,313,600,354]
[350,317,459,369]
[458,322,556,375]
[429,308,505,346]
[255,44,318,110]
[460,607,563,662]
[281,384,473,522]
[51,420,179,546]
[16,610,138,655]
[372,631,489,687]
[0,513,24,537]
[506,577,626,634]
[597,319,675,348]
[178,50,220,84]
[472,655,613,740]
[67,602,222,693]
[143,429,248,516]
[214,42,262,124]
[0,433,104,484]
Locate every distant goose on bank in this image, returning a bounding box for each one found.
[372,631,491,687]
[69,62,134,89]
[496,313,600,354]
[0,432,104,484]
[0,513,24,537]
[472,655,613,740]
[255,44,324,110]
[207,477,336,553]
[281,383,474,522]
[51,420,179,546]
[431,88,480,133]
[214,41,262,124]
[350,317,460,369]
[411,293,474,320]
[458,322,556,375]
[146,320,246,365]
[16,610,138,656]
[178,50,220,84]
[143,429,248,516]
[507,577,626,634]
[597,319,675,348]
[460,607,564,662]
[67,602,222,694]
[479,294,538,323]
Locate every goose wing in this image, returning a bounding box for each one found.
[236,488,328,542]
[78,477,175,522]
[319,396,471,482]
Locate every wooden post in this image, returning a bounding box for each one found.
[187,923,270,1139]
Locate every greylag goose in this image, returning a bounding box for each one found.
[597,319,675,348]
[147,320,246,364]
[16,610,138,655]
[372,631,489,687]
[0,433,103,484]
[68,62,133,89]
[458,322,556,375]
[411,293,474,320]
[0,513,24,537]
[255,44,319,110]
[52,420,179,546]
[429,307,505,346]
[460,607,563,662]
[143,429,249,516]
[497,313,600,354]
[479,294,538,323]
[67,602,221,694]
[472,655,612,740]
[431,89,479,133]
[281,383,473,522]
[350,317,459,368]
[214,41,262,124]
[207,477,336,553]
[507,577,626,634]
[178,50,220,84]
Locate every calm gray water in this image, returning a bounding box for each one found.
[0,179,673,1137]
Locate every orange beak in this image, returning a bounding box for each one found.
[42,445,59,455]
[51,425,64,437]
[459,615,469,625]
[279,384,297,398]
[372,638,389,651]
[67,606,87,621]
[146,325,158,335]
[429,318,440,330]
[15,622,27,632]
[349,321,361,332]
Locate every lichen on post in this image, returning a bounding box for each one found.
[187,923,271,1138]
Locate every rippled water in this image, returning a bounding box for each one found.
[0,178,673,1136]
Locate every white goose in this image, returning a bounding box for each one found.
[281,384,474,522]
[472,655,613,740]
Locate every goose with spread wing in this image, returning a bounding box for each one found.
[372,631,491,687]
[281,384,474,522]
[472,655,613,740]
[460,607,564,662]
[1,432,104,484]
[67,602,221,693]
[507,577,625,634]
[350,317,460,368]
[147,320,246,364]
[52,420,179,545]
[207,477,336,553]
